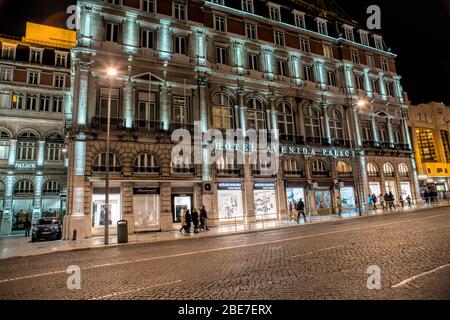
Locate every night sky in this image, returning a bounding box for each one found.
[0,0,448,105]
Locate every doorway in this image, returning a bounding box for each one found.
[172,195,192,223]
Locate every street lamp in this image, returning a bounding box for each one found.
[104,67,117,245]
[353,98,368,216]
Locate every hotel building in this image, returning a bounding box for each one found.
[65,0,419,239]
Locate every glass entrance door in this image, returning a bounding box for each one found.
[172,195,192,222]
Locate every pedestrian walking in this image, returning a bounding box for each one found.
[399,195,405,208]
[388,192,396,210]
[199,205,209,231]
[371,194,378,210]
[379,193,385,210]
[184,209,192,234]
[296,199,306,223]
[406,195,412,207]
[179,209,187,233]
[24,217,31,237]
[192,208,200,233]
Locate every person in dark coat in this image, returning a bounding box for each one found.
[199,206,209,231]
[24,217,31,237]
[192,208,200,233]
[296,199,306,223]
[184,209,192,234]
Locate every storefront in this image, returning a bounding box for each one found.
[217,182,244,222]
[171,187,194,223]
[91,187,121,230]
[339,186,356,209]
[384,181,398,202]
[12,198,33,231]
[133,186,160,231]
[253,182,278,220]
[285,185,306,215]
[314,188,333,214]
[369,182,381,196]
[399,182,412,200]
[41,195,61,218]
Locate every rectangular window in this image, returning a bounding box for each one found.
[323,44,333,59]
[366,54,374,68]
[248,54,259,71]
[173,96,190,124]
[0,67,12,82]
[12,94,24,109]
[242,0,253,13]
[0,144,9,160]
[30,48,42,64]
[294,12,305,28]
[344,27,354,41]
[174,3,186,20]
[54,74,65,88]
[28,71,39,85]
[416,129,437,162]
[355,74,364,90]
[0,92,10,109]
[277,60,287,76]
[303,65,313,82]
[359,31,369,46]
[1,44,16,59]
[106,0,121,4]
[26,94,38,111]
[274,30,285,46]
[381,57,389,72]
[55,52,68,67]
[327,70,337,86]
[245,23,257,39]
[39,96,51,112]
[350,49,360,64]
[214,15,227,32]
[374,36,383,50]
[174,36,186,54]
[317,20,328,35]
[46,143,63,161]
[216,47,227,65]
[299,37,310,53]
[386,81,395,96]
[441,130,450,163]
[99,88,119,118]
[136,91,156,122]
[141,29,154,48]
[53,97,63,113]
[371,78,380,93]
[142,0,155,13]
[269,5,281,21]
[106,22,119,43]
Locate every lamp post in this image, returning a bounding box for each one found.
[104,67,117,245]
[354,98,368,216]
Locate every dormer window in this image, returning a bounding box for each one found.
[242,0,254,13]
[268,3,281,21]
[343,25,354,41]
[359,30,369,46]
[1,43,16,60]
[55,51,68,67]
[373,35,383,50]
[293,10,305,28]
[30,48,43,64]
[316,18,328,35]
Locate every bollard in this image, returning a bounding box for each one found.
[72,229,77,241]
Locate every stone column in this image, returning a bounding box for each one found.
[121,182,135,234]
[198,78,208,133]
[387,118,395,148]
[159,182,173,232]
[8,139,17,168]
[261,46,274,79]
[234,105,240,129]
[160,84,170,130]
[237,88,246,131]
[157,20,172,60]
[244,159,255,223]
[352,105,363,148]
[76,59,92,127]
[314,58,326,89]
[378,72,388,101]
[32,173,44,224]
[277,178,287,220]
[401,106,412,149]
[124,78,134,129]
[37,140,46,169]
[269,94,278,140]
[321,101,331,145]
[289,53,302,85]
[394,76,405,104]
[370,113,380,146]
[191,29,207,66]
[0,174,15,235]
[356,151,370,212]
[297,100,306,139]
[409,154,422,204]
[343,63,355,95]
[363,68,373,98]
[122,13,139,53]
[231,40,245,74]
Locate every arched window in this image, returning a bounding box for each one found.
[0,128,12,139]
[329,109,344,141]
[133,153,160,173]
[216,155,239,175]
[383,163,395,177]
[17,130,38,160]
[337,160,352,176]
[398,163,409,177]
[367,162,379,177]
[43,181,61,194]
[45,132,64,161]
[277,102,295,139]
[284,159,302,175]
[0,128,12,161]
[171,155,194,174]
[312,159,328,177]
[92,153,122,173]
[14,180,34,195]
[252,157,275,175]
[246,98,266,130]
[304,106,320,140]
[212,93,234,129]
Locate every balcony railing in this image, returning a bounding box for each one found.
[172,167,195,174]
[305,136,322,145]
[384,172,396,177]
[312,170,330,178]
[92,166,122,173]
[133,167,160,174]
[169,123,195,134]
[252,169,277,176]
[330,139,351,148]
[395,143,411,151]
[368,172,379,177]
[279,134,305,145]
[133,120,164,133]
[363,141,381,148]
[381,142,395,149]
[284,170,306,177]
[91,116,126,131]
[216,168,242,176]
[338,172,354,178]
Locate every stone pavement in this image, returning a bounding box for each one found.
[0,202,448,260]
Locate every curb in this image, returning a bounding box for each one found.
[1,204,449,260]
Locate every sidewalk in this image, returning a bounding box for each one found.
[1,202,449,260]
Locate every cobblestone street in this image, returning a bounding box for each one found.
[0,207,449,300]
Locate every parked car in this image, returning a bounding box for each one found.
[31,218,62,242]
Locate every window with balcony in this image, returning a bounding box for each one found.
[303,65,314,82]
[359,30,369,46]
[174,36,186,54]
[277,102,295,139]
[173,96,190,124]
[45,133,64,161]
[53,96,63,113]
[344,26,354,41]
[327,70,337,86]
[380,57,389,72]
[304,106,321,141]
[366,54,374,68]
[0,67,12,82]
[248,54,259,71]
[378,123,388,143]
[105,22,119,43]
[55,52,68,67]
[26,94,38,111]
[246,98,266,130]
[329,109,344,141]
[316,19,328,35]
[141,29,154,49]
[386,81,395,96]
[134,153,160,173]
[27,71,39,85]
[54,74,65,88]
[39,96,51,112]
[355,74,364,90]
[1,43,16,59]
[371,78,380,94]
[17,131,38,161]
[92,153,122,173]
[98,88,120,118]
[212,93,234,129]
[277,60,287,76]
[374,36,383,50]
[245,23,257,39]
[294,11,306,28]
[416,128,437,162]
[216,46,228,65]
[136,92,157,128]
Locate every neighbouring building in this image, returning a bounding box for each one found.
[65,0,419,239]
[0,23,75,235]
[409,102,450,196]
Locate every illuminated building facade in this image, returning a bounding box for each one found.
[66,0,419,239]
[409,102,450,195]
[0,23,75,235]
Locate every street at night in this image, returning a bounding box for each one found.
[0,207,449,300]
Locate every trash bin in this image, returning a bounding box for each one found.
[117,220,128,243]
